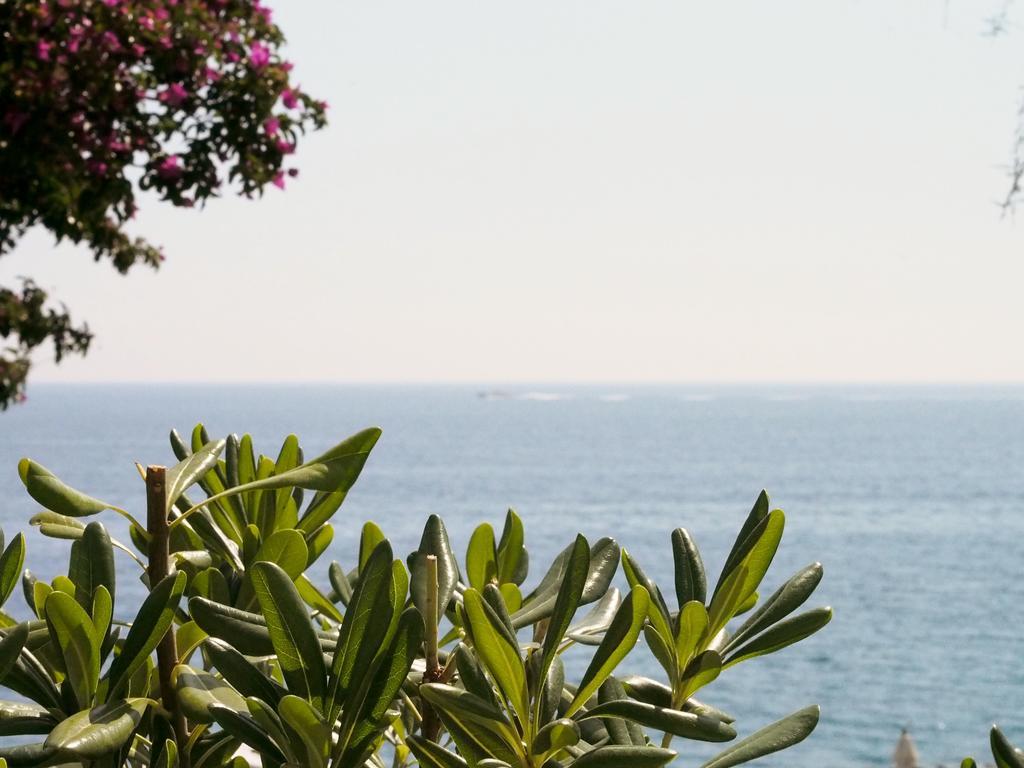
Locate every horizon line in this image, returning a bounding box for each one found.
[24,379,1024,387]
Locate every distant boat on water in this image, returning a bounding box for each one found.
[894,729,919,768]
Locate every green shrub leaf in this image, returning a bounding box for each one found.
[700,705,820,768]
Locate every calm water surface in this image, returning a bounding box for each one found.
[2,383,1022,767]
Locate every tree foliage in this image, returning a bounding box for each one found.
[0,424,831,767]
[0,0,326,408]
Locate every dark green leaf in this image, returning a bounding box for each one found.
[723,608,832,668]
[44,698,150,759]
[672,528,707,606]
[992,726,1024,768]
[579,699,735,742]
[571,745,677,768]
[466,524,498,590]
[724,563,824,655]
[568,586,649,716]
[172,664,247,723]
[0,536,24,611]
[165,439,226,513]
[700,705,820,768]
[250,561,327,711]
[69,523,115,611]
[408,515,459,624]
[106,572,186,700]
[203,638,287,705]
[18,460,112,518]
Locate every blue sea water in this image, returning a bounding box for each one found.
[2,383,1023,767]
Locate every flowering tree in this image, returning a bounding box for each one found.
[0,0,326,408]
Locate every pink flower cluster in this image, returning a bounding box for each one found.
[1,0,329,253]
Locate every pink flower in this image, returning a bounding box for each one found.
[249,41,271,69]
[102,0,121,6]
[88,160,108,175]
[272,171,285,189]
[157,155,182,179]
[263,116,280,135]
[159,83,188,108]
[37,40,52,61]
[275,139,294,154]
[281,88,298,109]
[102,30,121,51]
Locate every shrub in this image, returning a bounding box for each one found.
[0,425,831,767]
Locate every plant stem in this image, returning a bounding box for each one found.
[660,731,674,750]
[147,465,190,768]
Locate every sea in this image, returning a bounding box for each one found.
[1,383,1022,767]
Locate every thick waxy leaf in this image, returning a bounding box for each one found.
[166,439,226,513]
[0,700,56,736]
[681,650,723,700]
[209,705,287,764]
[358,522,387,572]
[621,551,673,639]
[676,600,710,668]
[180,428,381,519]
[579,699,735,742]
[0,536,24,610]
[572,745,677,768]
[723,607,832,668]
[44,591,99,708]
[250,561,326,711]
[278,694,329,768]
[173,665,247,723]
[409,515,460,624]
[673,528,707,606]
[107,572,187,700]
[69,523,115,611]
[406,735,470,768]
[330,541,395,718]
[0,624,28,684]
[0,626,61,710]
[714,491,770,600]
[710,508,784,625]
[700,705,820,768]
[18,460,113,518]
[463,588,528,721]
[466,524,498,590]
[190,598,275,656]
[44,698,151,759]
[496,510,528,585]
[203,638,286,705]
[962,759,977,768]
[192,568,230,605]
[568,586,650,716]
[724,562,824,654]
[419,684,521,755]
[254,529,309,580]
[337,607,423,764]
[533,718,581,759]
[541,535,590,681]
[30,511,85,541]
[514,537,620,628]
[991,726,1024,768]
[297,575,344,623]
[597,678,645,747]
[567,588,622,646]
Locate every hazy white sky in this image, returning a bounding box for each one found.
[5,0,1024,383]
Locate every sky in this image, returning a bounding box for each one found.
[5,0,1024,384]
